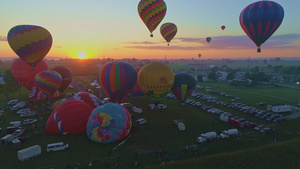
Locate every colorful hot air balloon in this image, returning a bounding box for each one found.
[171,73,196,104]
[48,98,73,110]
[198,54,202,58]
[129,67,145,96]
[11,58,48,90]
[138,62,174,104]
[35,70,62,96]
[138,0,167,37]
[221,25,226,30]
[45,100,93,135]
[86,103,132,143]
[160,22,177,46]
[72,92,103,109]
[29,85,59,101]
[239,1,284,52]
[206,37,211,43]
[98,62,137,103]
[51,66,73,93]
[7,25,52,69]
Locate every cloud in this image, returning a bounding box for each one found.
[0,35,7,41]
[55,46,62,48]
[125,45,200,50]
[176,34,300,50]
[122,41,158,45]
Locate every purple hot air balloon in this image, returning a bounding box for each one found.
[51,66,73,93]
[239,1,284,52]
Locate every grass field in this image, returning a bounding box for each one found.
[1,79,300,169]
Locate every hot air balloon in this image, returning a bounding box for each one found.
[138,0,167,37]
[206,37,211,43]
[35,70,62,96]
[129,67,145,96]
[221,25,226,30]
[29,85,59,101]
[98,62,137,103]
[138,62,174,104]
[7,25,52,69]
[198,54,202,58]
[45,100,93,135]
[51,66,73,93]
[86,103,132,143]
[160,22,177,46]
[48,98,73,110]
[72,92,103,109]
[11,58,48,90]
[239,1,284,52]
[171,73,196,104]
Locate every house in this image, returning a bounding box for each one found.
[267,104,292,113]
[216,71,228,82]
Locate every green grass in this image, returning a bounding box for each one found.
[1,80,300,169]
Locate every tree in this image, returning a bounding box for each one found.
[0,70,21,102]
[196,74,203,82]
[208,70,217,80]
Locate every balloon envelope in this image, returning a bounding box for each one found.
[98,62,137,103]
[29,86,59,101]
[138,0,167,37]
[35,70,62,96]
[11,58,48,90]
[86,103,132,143]
[221,25,225,30]
[138,62,174,104]
[160,22,177,45]
[51,66,73,93]
[129,67,145,96]
[7,25,52,68]
[206,37,211,43]
[45,100,93,135]
[72,92,103,109]
[239,1,284,52]
[171,73,196,103]
[198,54,201,58]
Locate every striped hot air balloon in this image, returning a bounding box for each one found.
[138,0,167,37]
[35,70,62,96]
[239,1,284,52]
[160,22,177,46]
[97,62,137,103]
[7,25,52,68]
[171,73,196,104]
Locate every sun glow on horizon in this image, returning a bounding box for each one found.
[77,52,87,59]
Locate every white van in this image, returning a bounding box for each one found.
[10,121,21,127]
[47,142,69,152]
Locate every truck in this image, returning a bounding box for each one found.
[219,129,240,139]
[196,131,218,144]
[1,134,16,145]
[17,145,41,162]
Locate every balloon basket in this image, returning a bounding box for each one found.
[257,47,261,53]
[150,34,153,37]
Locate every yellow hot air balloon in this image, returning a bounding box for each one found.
[138,62,174,104]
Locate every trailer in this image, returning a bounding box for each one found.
[1,134,16,145]
[17,145,41,162]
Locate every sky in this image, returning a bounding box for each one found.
[0,0,300,60]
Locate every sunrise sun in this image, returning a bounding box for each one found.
[77,52,87,59]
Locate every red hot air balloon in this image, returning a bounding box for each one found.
[239,1,284,52]
[51,66,73,93]
[45,100,93,135]
[98,62,137,103]
[221,25,225,30]
[11,58,48,90]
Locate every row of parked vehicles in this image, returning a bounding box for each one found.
[196,129,241,144]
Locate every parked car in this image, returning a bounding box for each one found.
[244,122,257,128]
[17,109,31,115]
[136,118,147,125]
[23,119,38,125]
[47,142,69,152]
[260,127,272,135]
[20,112,37,118]
[7,99,19,106]
[13,128,26,137]
[254,125,264,131]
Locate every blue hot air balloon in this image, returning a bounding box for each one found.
[239,1,284,52]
